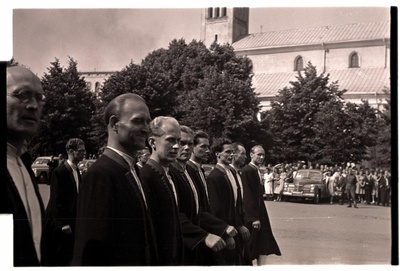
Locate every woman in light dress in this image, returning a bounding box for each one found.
[274,170,286,202]
[263,167,274,201]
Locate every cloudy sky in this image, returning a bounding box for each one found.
[3,1,393,76]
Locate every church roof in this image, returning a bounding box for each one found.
[233,21,390,50]
[254,67,390,97]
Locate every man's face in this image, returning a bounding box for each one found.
[116,99,151,153]
[233,145,247,167]
[7,67,44,140]
[151,120,181,166]
[139,150,151,164]
[193,137,210,162]
[250,146,265,166]
[217,144,234,166]
[177,131,194,163]
[70,144,86,163]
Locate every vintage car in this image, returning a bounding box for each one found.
[282,169,329,204]
[31,156,59,184]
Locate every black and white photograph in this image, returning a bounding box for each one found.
[2,0,397,269]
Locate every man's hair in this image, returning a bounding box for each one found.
[180,125,194,136]
[193,130,209,146]
[232,142,245,152]
[211,137,232,154]
[250,145,264,153]
[66,138,85,151]
[104,93,145,125]
[149,116,178,137]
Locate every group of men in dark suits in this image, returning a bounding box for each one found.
[6,66,280,266]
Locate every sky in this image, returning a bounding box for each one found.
[2,1,394,76]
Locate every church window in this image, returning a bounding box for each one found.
[214,8,220,17]
[221,7,227,16]
[207,7,213,18]
[294,56,304,71]
[215,35,218,43]
[95,82,101,93]
[86,82,92,91]
[349,52,360,68]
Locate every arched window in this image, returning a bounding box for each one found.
[95,82,101,93]
[207,7,213,19]
[294,56,304,71]
[221,7,227,17]
[349,52,360,68]
[214,7,220,17]
[86,82,92,91]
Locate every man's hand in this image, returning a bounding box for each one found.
[225,225,238,237]
[204,234,226,252]
[252,220,261,230]
[225,237,236,250]
[61,225,72,234]
[238,226,250,241]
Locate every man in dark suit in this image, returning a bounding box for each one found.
[5,66,47,266]
[378,170,391,207]
[72,93,158,266]
[43,138,86,266]
[169,126,228,265]
[239,145,281,265]
[140,116,184,265]
[206,138,250,265]
[187,130,238,265]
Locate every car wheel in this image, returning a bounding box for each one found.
[313,190,320,204]
[38,172,47,184]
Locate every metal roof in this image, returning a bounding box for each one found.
[233,21,390,50]
[254,67,390,97]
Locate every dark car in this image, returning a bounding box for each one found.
[78,159,96,176]
[282,169,329,204]
[31,156,59,184]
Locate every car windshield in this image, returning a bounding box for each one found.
[34,159,49,164]
[295,170,321,181]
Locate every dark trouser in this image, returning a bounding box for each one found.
[379,188,390,206]
[365,186,372,203]
[346,187,356,206]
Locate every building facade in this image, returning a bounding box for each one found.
[78,71,116,97]
[202,7,391,111]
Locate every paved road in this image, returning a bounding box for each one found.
[38,184,394,265]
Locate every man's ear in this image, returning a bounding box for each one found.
[148,137,156,151]
[109,115,119,132]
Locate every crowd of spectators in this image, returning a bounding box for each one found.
[262,162,391,206]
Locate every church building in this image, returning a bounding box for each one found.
[201,7,391,111]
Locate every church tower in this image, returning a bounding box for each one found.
[201,7,249,48]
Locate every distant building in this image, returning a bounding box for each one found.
[78,71,116,97]
[201,7,391,111]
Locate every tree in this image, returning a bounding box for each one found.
[264,62,378,165]
[97,39,263,148]
[29,57,97,156]
[374,87,392,169]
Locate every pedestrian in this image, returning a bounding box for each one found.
[169,125,227,265]
[46,155,59,185]
[72,93,157,266]
[364,169,373,204]
[187,130,238,265]
[136,146,151,170]
[274,170,286,202]
[326,171,337,204]
[140,116,184,265]
[240,145,281,265]
[207,138,250,265]
[378,170,391,207]
[58,154,66,166]
[43,138,86,266]
[263,167,274,201]
[6,66,47,266]
[345,168,358,208]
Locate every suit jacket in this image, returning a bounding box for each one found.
[169,162,208,264]
[206,164,245,265]
[72,148,158,266]
[140,159,183,265]
[4,152,46,266]
[43,162,79,265]
[241,164,281,259]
